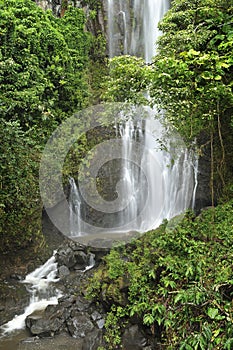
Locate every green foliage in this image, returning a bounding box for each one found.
[88,202,233,348]
[0,0,93,253]
[103,55,151,105]
[88,32,108,104]
[104,305,127,349]
[150,0,233,139]
[0,0,90,131]
[0,120,42,253]
[80,0,102,11]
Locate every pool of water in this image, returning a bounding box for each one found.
[0,330,83,350]
[0,329,30,350]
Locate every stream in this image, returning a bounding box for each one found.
[0,254,61,349]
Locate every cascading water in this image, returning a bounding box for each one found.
[118,120,145,229]
[69,177,82,236]
[109,0,198,231]
[143,0,170,62]
[108,0,131,57]
[106,0,198,232]
[0,253,61,337]
[115,117,198,232]
[68,0,198,236]
[108,0,170,60]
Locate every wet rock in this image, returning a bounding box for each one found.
[55,240,94,271]
[58,295,76,307]
[21,336,40,343]
[58,265,70,277]
[96,318,105,329]
[85,240,111,262]
[26,314,63,336]
[10,273,23,281]
[56,247,76,269]
[122,325,148,350]
[68,240,86,252]
[195,133,212,212]
[74,251,88,270]
[26,301,71,337]
[75,296,92,312]
[82,328,103,350]
[91,310,102,322]
[67,312,94,338]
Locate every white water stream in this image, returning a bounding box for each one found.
[0,251,95,337]
[0,253,61,337]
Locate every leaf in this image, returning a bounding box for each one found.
[207,307,219,319]
[220,62,230,69]
[149,269,156,279]
[224,338,233,350]
[188,49,200,56]
[143,314,154,325]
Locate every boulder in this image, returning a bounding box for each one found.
[122,324,148,350]
[55,247,77,269]
[26,314,63,336]
[74,251,88,270]
[26,302,71,336]
[82,328,103,350]
[58,265,70,278]
[66,312,94,338]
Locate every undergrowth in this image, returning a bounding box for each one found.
[87,201,233,349]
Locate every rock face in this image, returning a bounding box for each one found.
[34,0,108,39]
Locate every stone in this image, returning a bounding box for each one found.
[26,314,63,336]
[21,336,40,343]
[68,240,86,252]
[122,325,148,350]
[96,318,105,329]
[26,301,72,337]
[66,312,94,338]
[195,133,212,212]
[74,251,88,269]
[91,310,102,321]
[82,328,103,350]
[75,296,92,312]
[56,247,77,268]
[10,273,23,280]
[58,295,76,307]
[58,265,70,277]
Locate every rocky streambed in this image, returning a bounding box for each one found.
[0,232,154,350]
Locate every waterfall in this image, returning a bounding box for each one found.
[84,253,96,272]
[114,116,198,232]
[118,119,145,229]
[108,0,131,57]
[105,0,198,231]
[68,0,198,237]
[0,253,61,337]
[108,0,170,60]
[143,0,170,62]
[69,177,82,236]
